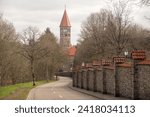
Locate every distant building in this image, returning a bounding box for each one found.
[60,9,71,49]
[68,46,77,70]
[60,8,76,71]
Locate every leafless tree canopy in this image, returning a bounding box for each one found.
[19,26,66,85]
[141,0,150,5]
[75,0,150,64]
[0,16,66,86]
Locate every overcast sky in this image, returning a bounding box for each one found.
[0,0,150,44]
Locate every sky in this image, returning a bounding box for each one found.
[0,0,150,44]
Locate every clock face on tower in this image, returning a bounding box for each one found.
[63,29,67,33]
[61,28,70,37]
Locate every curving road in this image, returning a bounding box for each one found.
[27,77,98,100]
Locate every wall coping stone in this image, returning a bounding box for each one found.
[131,50,146,60]
[92,60,101,66]
[104,66,114,70]
[138,60,150,65]
[113,56,126,64]
[117,62,132,68]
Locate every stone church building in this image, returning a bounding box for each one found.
[59,9,76,71]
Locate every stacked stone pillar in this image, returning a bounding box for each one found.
[101,59,111,94]
[92,60,101,92]
[131,50,146,99]
[113,57,126,97]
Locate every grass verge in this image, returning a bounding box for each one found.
[0,80,54,100]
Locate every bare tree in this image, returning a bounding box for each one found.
[0,15,66,86]
[105,0,132,55]
[0,15,27,86]
[20,26,49,86]
[76,1,135,64]
[77,9,110,63]
[36,28,67,81]
[141,0,150,5]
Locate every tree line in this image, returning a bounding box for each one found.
[0,15,66,86]
[75,0,150,65]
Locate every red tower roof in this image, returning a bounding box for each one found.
[60,9,71,27]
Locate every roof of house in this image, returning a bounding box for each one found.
[60,9,71,27]
[68,46,76,56]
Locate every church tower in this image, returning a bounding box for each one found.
[60,9,71,49]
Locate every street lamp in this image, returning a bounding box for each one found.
[81,62,85,67]
[124,50,129,58]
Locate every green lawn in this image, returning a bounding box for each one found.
[0,80,54,100]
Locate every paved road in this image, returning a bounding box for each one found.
[27,77,98,100]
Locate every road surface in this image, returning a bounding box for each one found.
[27,77,98,100]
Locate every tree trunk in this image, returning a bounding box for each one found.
[12,77,16,85]
[46,64,49,82]
[0,75,2,86]
[0,69,3,86]
[116,47,122,56]
[31,59,35,86]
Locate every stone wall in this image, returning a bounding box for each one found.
[83,70,87,89]
[73,59,150,99]
[105,68,115,95]
[95,69,103,92]
[117,66,133,98]
[57,71,72,77]
[77,71,82,88]
[88,69,94,91]
[138,65,150,99]
[73,71,77,87]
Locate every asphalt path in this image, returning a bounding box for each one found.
[27,77,98,100]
